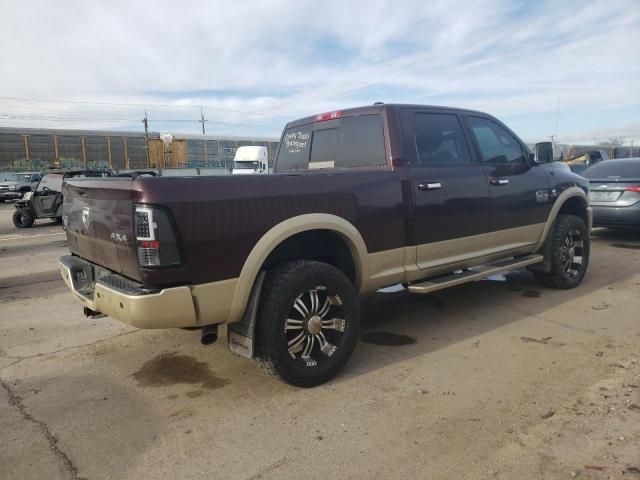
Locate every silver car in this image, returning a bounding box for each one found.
[584,158,640,229]
[0,172,42,202]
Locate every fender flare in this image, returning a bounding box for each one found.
[535,186,589,251]
[226,213,369,324]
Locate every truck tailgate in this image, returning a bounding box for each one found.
[63,178,141,281]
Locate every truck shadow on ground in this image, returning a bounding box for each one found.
[340,229,640,383]
[590,227,640,248]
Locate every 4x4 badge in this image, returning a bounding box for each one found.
[82,207,91,230]
[110,233,128,242]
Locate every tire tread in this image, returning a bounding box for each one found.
[535,214,589,289]
[254,260,359,387]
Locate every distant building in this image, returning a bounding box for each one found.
[0,127,280,171]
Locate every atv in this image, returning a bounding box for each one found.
[13,169,112,228]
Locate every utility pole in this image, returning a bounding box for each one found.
[143,110,150,167]
[199,107,206,134]
[554,95,560,145]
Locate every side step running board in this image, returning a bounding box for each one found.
[408,254,543,294]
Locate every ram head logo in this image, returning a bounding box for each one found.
[81,207,91,230]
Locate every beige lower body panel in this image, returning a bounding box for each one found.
[364,247,406,292]
[416,223,545,271]
[363,224,546,293]
[59,261,236,329]
[60,221,553,329]
[191,279,238,325]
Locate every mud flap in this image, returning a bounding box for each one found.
[227,271,265,359]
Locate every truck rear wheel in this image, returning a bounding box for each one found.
[255,260,360,387]
[535,214,589,289]
[13,209,34,228]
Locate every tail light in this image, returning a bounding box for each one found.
[134,205,181,267]
[624,186,640,192]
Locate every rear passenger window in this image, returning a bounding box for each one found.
[337,115,386,168]
[413,113,472,165]
[467,116,526,165]
[276,114,386,171]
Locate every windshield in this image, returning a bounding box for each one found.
[36,174,64,192]
[6,174,31,183]
[234,161,260,169]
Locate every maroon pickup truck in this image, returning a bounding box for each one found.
[59,104,592,386]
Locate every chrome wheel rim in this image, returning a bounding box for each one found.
[560,229,584,278]
[284,287,346,367]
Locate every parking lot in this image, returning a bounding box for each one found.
[0,201,638,480]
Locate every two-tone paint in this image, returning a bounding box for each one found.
[61,104,591,328]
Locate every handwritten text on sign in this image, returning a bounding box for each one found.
[284,131,310,153]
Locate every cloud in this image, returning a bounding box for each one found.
[0,0,638,143]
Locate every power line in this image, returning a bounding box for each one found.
[0,95,289,120]
[0,113,282,132]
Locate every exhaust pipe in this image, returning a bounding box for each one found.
[83,306,106,319]
[200,325,218,345]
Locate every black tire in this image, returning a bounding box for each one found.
[12,209,35,228]
[255,260,360,387]
[535,214,589,289]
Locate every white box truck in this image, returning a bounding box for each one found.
[232,146,269,175]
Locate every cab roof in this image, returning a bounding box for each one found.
[284,103,487,128]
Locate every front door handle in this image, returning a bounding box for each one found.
[490,178,509,186]
[418,182,442,191]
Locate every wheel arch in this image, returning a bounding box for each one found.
[226,214,369,324]
[535,186,590,251]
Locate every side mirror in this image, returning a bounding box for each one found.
[535,142,553,163]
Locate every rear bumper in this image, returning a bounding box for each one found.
[592,204,640,228]
[59,255,237,329]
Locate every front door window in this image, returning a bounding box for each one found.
[467,116,527,165]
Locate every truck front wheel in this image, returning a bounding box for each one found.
[255,260,360,387]
[535,214,590,289]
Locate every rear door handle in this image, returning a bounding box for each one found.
[490,178,509,186]
[418,182,442,191]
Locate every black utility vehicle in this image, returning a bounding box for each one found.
[13,170,112,228]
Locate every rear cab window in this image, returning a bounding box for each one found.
[276,114,387,172]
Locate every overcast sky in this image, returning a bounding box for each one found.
[1,0,639,143]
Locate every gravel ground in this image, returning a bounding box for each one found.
[0,201,639,480]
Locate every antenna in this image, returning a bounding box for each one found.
[554,95,560,145]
